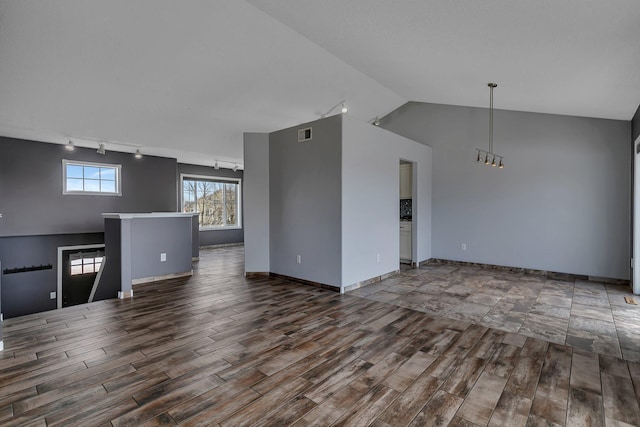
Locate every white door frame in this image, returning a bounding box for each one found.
[633,135,640,294]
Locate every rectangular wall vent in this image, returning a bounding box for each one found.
[298,127,312,142]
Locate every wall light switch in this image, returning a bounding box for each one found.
[376,254,380,263]
[50,292,56,299]
[296,255,301,264]
[461,243,467,251]
[160,253,167,262]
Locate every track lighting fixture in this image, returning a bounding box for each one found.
[232,164,238,172]
[214,161,219,170]
[321,99,348,118]
[475,83,505,170]
[65,140,75,151]
[477,149,504,169]
[369,116,381,126]
[134,149,143,159]
[97,143,106,155]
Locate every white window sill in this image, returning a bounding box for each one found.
[199,226,242,231]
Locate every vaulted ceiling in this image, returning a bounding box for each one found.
[1,1,639,168]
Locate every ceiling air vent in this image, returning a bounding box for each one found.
[298,127,312,142]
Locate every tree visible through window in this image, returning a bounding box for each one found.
[182,177,240,228]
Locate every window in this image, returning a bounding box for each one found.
[181,175,241,229]
[63,160,121,195]
[70,251,104,276]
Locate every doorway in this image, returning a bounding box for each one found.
[57,244,105,309]
[400,160,413,265]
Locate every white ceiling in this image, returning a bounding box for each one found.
[1,1,639,168]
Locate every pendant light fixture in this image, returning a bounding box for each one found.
[476,83,504,169]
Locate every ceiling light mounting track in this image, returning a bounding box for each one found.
[321,99,348,118]
[476,83,504,169]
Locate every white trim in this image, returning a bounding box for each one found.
[57,244,105,309]
[117,290,133,299]
[0,341,4,352]
[62,159,122,196]
[179,173,243,229]
[102,212,197,219]
[634,135,640,294]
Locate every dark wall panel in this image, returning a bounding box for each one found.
[0,233,104,318]
[177,163,244,245]
[94,219,122,302]
[0,137,177,237]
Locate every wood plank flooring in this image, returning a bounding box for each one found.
[1,246,639,426]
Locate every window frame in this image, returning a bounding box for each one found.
[69,251,105,276]
[180,173,242,230]
[62,159,122,196]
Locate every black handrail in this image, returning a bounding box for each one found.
[3,264,53,275]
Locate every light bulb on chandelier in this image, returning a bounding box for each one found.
[475,83,505,170]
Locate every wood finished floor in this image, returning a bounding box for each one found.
[2,246,640,426]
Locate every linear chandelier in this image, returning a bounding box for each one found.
[476,83,504,169]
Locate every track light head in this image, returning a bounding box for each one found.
[232,164,238,172]
[476,150,481,162]
[499,159,504,169]
[484,154,490,165]
[321,99,348,118]
[491,156,497,167]
[97,143,106,155]
[134,149,143,159]
[65,140,75,151]
[214,161,219,170]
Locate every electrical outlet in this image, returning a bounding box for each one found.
[461,243,467,251]
[50,292,56,300]
[296,255,301,264]
[160,253,167,262]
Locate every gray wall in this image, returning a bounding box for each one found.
[130,217,193,279]
[341,115,432,286]
[269,115,343,287]
[243,133,270,273]
[96,220,122,301]
[0,261,3,350]
[0,233,104,317]
[0,137,177,236]
[633,104,640,143]
[177,163,244,246]
[0,136,178,318]
[383,102,631,279]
